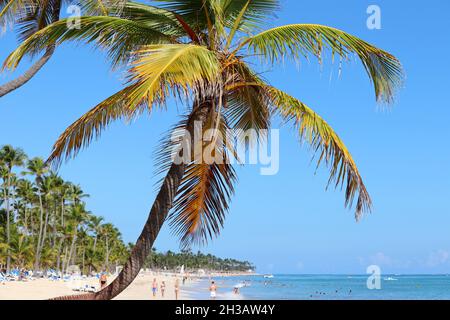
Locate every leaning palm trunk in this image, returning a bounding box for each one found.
[50,100,212,300]
[0,0,61,98]
[0,46,55,98]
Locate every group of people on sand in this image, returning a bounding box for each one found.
[150,277,218,300]
[151,277,182,300]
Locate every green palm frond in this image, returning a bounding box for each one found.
[48,44,220,166]
[119,1,186,36]
[80,0,121,16]
[171,161,237,248]
[164,109,237,248]
[226,84,270,132]
[225,0,250,49]
[47,84,146,166]
[3,16,174,69]
[244,24,404,103]
[0,0,22,30]
[225,60,271,132]
[127,44,220,107]
[14,0,61,41]
[153,0,211,31]
[219,0,278,33]
[268,87,372,218]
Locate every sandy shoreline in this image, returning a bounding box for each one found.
[0,272,193,300]
[0,271,255,300]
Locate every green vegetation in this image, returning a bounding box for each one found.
[0,145,130,274]
[145,249,254,272]
[0,145,254,275]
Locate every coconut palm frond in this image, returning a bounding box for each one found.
[80,0,122,16]
[152,0,212,33]
[3,16,174,69]
[0,0,28,31]
[171,161,236,248]
[163,109,237,248]
[226,85,270,132]
[244,24,404,103]
[47,84,146,166]
[126,44,220,107]
[49,44,220,166]
[221,0,278,34]
[119,1,186,36]
[225,0,250,49]
[225,60,271,132]
[268,87,372,218]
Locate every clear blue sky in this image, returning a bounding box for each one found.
[1,0,449,274]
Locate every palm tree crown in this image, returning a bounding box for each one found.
[4,1,403,244]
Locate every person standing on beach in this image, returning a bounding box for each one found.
[210,281,217,300]
[174,279,180,300]
[160,281,166,298]
[152,278,158,297]
[99,272,107,289]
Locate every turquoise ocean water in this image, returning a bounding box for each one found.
[185,275,450,300]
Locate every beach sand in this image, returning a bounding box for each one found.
[0,272,193,300]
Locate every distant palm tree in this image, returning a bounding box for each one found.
[25,157,48,270]
[10,233,34,268]
[99,222,118,272]
[0,145,129,272]
[15,178,34,232]
[88,215,104,254]
[0,145,26,272]
[64,203,88,272]
[4,0,403,299]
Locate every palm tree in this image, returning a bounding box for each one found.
[0,145,27,272]
[98,222,117,272]
[15,179,34,233]
[68,184,89,205]
[25,157,48,270]
[3,0,403,299]
[88,215,103,253]
[63,203,88,273]
[0,145,129,274]
[10,233,34,268]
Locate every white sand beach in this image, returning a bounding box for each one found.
[0,272,194,300]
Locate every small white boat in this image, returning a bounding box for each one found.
[384,277,398,281]
[263,274,274,279]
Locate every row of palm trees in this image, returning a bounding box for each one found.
[0,145,130,274]
[146,248,254,272]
